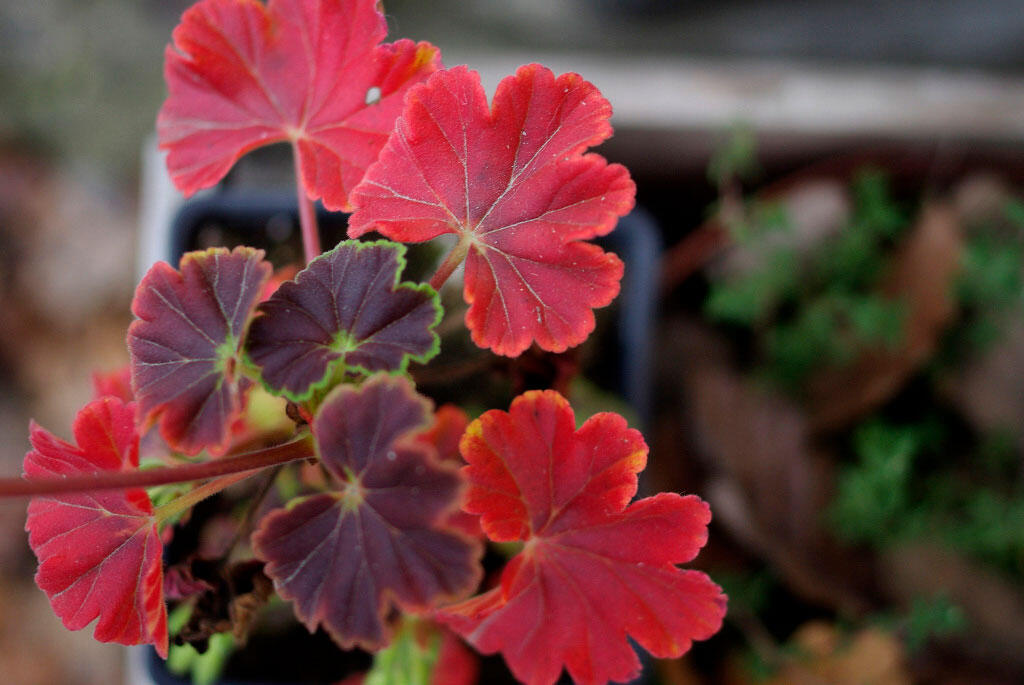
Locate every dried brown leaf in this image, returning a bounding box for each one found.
[659,319,871,614]
[727,622,911,685]
[170,558,273,651]
[879,544,1024,675]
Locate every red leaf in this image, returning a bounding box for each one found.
[417,404,469,465]
[23,398,168,657]
[434,628,480,685]
[128,247,271,455]
[349,64,635,356]
[158,0,441,211]
[438,391,727,685]
[92,365,134,403]
[416,404,482,539]
[252,375,482,649]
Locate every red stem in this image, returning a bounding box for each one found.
[293,144,321,263]
[0,436,315,498]
[428,234,472,291]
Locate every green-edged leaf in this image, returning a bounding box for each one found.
[251,375,481,650]
[128,247,271,455]
[246,241,441,402]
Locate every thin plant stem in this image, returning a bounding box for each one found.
[153,470,256,523]
[293,144,321,263]
[1,435,315,498]
[428,234,472,291]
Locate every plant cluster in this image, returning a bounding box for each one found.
[831,418,1024,579]
[5,1,727,684]
[704,162,1024,580]
[706,169,910,389]
[699,133,1024,678]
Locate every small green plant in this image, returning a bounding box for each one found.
[951,200,1024,351]
[706,168,910,389]
[872,594,967,654]
[828,420,923,544]
[831,418,1024,579]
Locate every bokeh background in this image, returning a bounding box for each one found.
[3,1,1024,683]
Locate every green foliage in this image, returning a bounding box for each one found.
[904,595,966,652]
[707,123,759,188]
[364,619,441,685]
[705,249,799,326]
[167,634,234,685]
[942,488,1024,575]
[714,570,776,616]
[1006,198,1024,228]
[873,594,967,654]
[958,235,1024,309]
[812,170,907,289]
[850,170,908,241]
[726,200,791,245]
[704,168,910,388]
[167,604,235,685]
[829,421,921,544]
[740,647,778,682]
[952,209,1024,351]
[702,136,1024,674]
[767,294,904,388]
[831,419,1024,578]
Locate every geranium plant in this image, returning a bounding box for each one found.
[2,1,727,683]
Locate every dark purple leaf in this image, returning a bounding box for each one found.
[251,374,481,649]
[128,247,271,455]
[246,241,441,401]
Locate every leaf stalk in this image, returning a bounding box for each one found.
[293,144,321,263]
[428,234,472,291]
[0,435,315,498]
[152,470,255,523]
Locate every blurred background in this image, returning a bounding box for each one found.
[3,1,1024,683]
